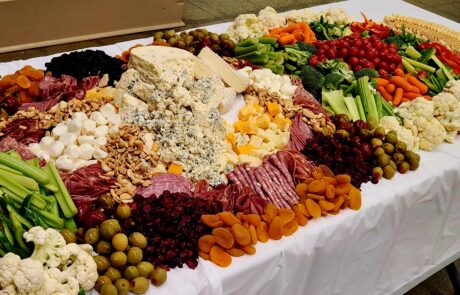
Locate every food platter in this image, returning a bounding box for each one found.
[0,0,459,295]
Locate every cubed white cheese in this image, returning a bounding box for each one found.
[51,123,68,139]
[94,126,109,138]
[78,143,94,160]
[107,114,122,126]
[90,111,108,126]
[82,119,97,134]
[64,145,80,160]
[55,155,74,172]
[100,103,116,118]
[77,135,95,145]
[249,135,264,148]
[49,141,65,158]
[72,112,88,121]
[73,159,88,170]
[59,133,77,147]
[93,137,108,148]
[92,147,108,160]
[67,118,83,134]
[238,154,262,167]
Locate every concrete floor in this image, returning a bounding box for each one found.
[0,1,459,294]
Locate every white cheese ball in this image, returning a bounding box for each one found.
[90,111,108,126]
[78,143,94,160]
[93,137,107,148]
[67,118,83,134]
[34,150,50,162]
[28,143,41,154]
[77,135,95,145]
[72,112,88,121]
[107,114,122,126]
[82,119,97,134]
[108,125,119,136]
[92,147,108,160]
[39,136,55,152]
[73,159,88,170]
[59,133,78,147]
[55,155,74,172]
[63,145,80,160]
[49,141,65,158]
[100,103,116,118]
[94,126,109,138]
[51,123,68,139]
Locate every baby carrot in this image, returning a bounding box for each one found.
[407,75,428,95]
[386,84,396,94]
[375,78,390,87]
[377,86,393,101]
[278,34,296,45]
[401,97,411,103]
[423,95,432,100]
[393,87,404,106]
[390,76,415,92]
[394,68,405,77]
[403,92,422,99]
[269,27,284,36]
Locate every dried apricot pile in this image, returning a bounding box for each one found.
[0,65,45,103]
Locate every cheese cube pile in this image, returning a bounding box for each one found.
[225,101,291,167]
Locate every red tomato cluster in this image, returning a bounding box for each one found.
[310,33,402,79]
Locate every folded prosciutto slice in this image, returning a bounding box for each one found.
[136,173,193,198]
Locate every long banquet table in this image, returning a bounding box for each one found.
[1,0,460,294]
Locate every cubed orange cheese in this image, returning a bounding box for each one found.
[273,114,291,131]
[257,113,271,129]
[242,118,258,135]
[233,120,245,133]
[238,104,256,120]
[253,103,263,114]
[266,101,281,117]
[227,133,236,147]
[168,162,183,174]
[236,144,256,155]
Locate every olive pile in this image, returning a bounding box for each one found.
[153,28,236,56]
[80,205,167,295]
[370,128,420,181]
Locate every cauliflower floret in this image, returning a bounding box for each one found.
[61,244,98,291]
[1,285,17,294]
[24,227,68,268]
[413,117,447,151]
[432,92,460,142]
[258,6,286,29]
[445,80,460,98]
[285,8,316,23]
[227,14,266,42]
[0,253,21,289]
[398,97,434,120]
[41,268,79,295]
[379,116,419,151]
[320,7,353,25]
[13,258,44,294]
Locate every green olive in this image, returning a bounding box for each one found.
[219,33,230,41]
[124,265,140,281]
[153,31,164,40]
[383,165,396,179]
[393,152,405,165]
[409,160,419,170]
[167,37,177,46]
[335,129,349,137]
[95,276,112,292]
[374,147,385,157]
[129,232,147,249]
[175,40,186,49]
[377,154,390,167]
[374,127,385,139]
[114,278,130,295]
[60,229,76,244]
[371,138,383,149]
[94,255,111,273]
[131,277,149,294]
[96,240,112,255]
[100,219,122,241]
[398,161,410,174]
[386,131,398,144]
[164,30,176,39]
[395,141,407,153]
[116,205,131,220]
[84,228,100,245]
[127,247,143,265]
[112,233,128,251]
[382,143,395,154]
[367,117,378,130]
[105,267,122,283]
[150,267,167,287]
[110,251,127,268]
[389,160,397,171]
[98,194,115,212]
[137,261,154,278]
[372,166,383,180]
[210,33,219,42]
[101,283,118,295]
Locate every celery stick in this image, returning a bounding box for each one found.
[45,162,77,218]
[344,96,360,122]
[403,57,436,73]
[322,90,351,118]
[357,76,379,123]
[237,38,259,47]
[375,93,383,120]
[0,168,39,192]
[402,59,417,75]
[431,56,455,81]
[355,95,366,122]
[0,164,22,175]
[259,37,278,47]
[405,46,422,59]
[64,218,77,233]
[0,153,49,184]
[234,44,266,56]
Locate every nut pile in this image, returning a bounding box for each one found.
[100,124,160,203]
[243,86,299,119]
[301,108,335,135]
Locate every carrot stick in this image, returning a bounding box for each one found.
[285,23,301,33]
[278,34,296,45]
[390,76,415,92]
[423,95,432,100]
[401,97,411,102]
[292,30,304,41]
[386,84,396,94]
[403,92,423,99]
[279,32,290,37]
[377,86,393,101]
[407,75,428,95]
[393,87,404,106]
[394,68,405,77]
[375,78,390,87]
[269,28,284,36]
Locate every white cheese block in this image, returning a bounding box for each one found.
[198,46,249,93]
[218,87,237,114]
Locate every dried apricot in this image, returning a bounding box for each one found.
[305,199,321,218]
[307,193,325,201]
[210,246,232,267]
[321,209,328,216]
[278,208,295,223]
[243,214,261,227]
[323,176,337,186]
[212,227,234,249]
[16,75,31,89]
[249,225,257,244]
[312,170,323,180]
[198,250,210,260]
[226,248,245,257]
[268,216,284,240]
[335,183,352,195]
[264,203,278,219]
[333,195,345,210]
[318,165,335,177]
[348,186,362,210]
[201,215,224,228]
[308,180,327,194]
[325,184,335,199]
[303,177,314,184]
[294,203,308,216]
[26,69,45,81]
[335,174,351,184]
[18,90,32,103]
[256,222,269,243]
[236,212,245,223]
[283,220,299,236]
[295,211,308,226]
[261,214,272,224]
[318,200,334,211]
[240,245,256,255]
[295,183,309,198]
[29,81,40,97]
[218,212,241,226]
[231,224,251,246]
[198,235,215,253]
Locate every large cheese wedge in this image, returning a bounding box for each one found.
[198,47,249,93]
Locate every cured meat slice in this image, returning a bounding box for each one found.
[270,153,295,187]
[227,172,242,188]
[288,113,314,152]
[0,118,44,144]
[259,166,290,208]
[238,165,256,191]
[233,167,252,189]
[277,150,316,181]
[291,77,327,116]
[0,136,38,161]
[263,164,298,206]
[253,167,283,207]
[136,173,193,198]
[245,166,266,199]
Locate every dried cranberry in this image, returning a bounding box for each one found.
[83,210,107,229]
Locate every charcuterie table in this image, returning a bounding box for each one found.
[1,0,460,294]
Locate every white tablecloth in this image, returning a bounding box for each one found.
[1,1,460,294]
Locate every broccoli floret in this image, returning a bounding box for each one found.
[354,68,379,79]
[295,41,317,54]
[300,65,325,93]
[284,47,311,67]
[323,72,345,90]
[317,59,355,83]
[385,36,405,50]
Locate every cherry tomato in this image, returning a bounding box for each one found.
[338,48,348,58]
[349,47,360,57]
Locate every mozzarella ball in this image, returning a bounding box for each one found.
[59,133,78,147]
[90,111,108,126]
[67,118,83,134]
[93,137,107,148]
[100,103,116,118]
[73,159,88,170]
[77,135,95,145]
[34,150,50,162]
[92,147,108,160]
[63,145,80,160]
[40,136,55,151]
[49,141,65,158]
[107,114,122,126]
[78,143,94,160]
[94,126,109,138]
[72,112,88,121]
[82,119,97,134]
[29,143,41,154]
[51,123,68,139]
[55,155,74,172]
